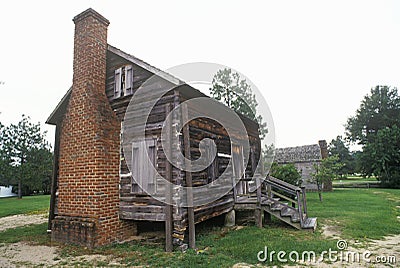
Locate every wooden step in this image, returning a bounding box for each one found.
[270,203,285,211]
[280,207,300,223]
[262,199,274,206]
[291,215,300,223]
[302,217,317,230]
[280,207,296,217]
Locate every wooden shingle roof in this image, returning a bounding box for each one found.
[274,144,322,164]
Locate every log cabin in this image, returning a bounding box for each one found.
[47,8,317,251]
[46,8,263,250]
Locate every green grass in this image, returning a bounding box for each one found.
[307,189,400,239]
[333,175,379,186]
[343,175,377,180]
[0,222,50,244]
[57,225,334,267]
[0,195,50,217]
[333,179,378,185]
[1,189,399,267]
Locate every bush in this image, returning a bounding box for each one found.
[270,163,302,186]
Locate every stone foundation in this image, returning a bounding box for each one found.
[52,216,97,248]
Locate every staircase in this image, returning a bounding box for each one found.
[262,176,317,231]
[234,176,317,231]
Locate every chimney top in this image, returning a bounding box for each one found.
[73,8,110,26]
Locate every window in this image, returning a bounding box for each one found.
[114,65,133,98]
[131,139,157,194]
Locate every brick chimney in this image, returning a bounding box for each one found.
[51,8,136,247]
[318,140,328,159]
[318,140,332,191]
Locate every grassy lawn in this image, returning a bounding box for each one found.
[0,222,49,244]
[333,179,378,185]
[0,195,50,217]
[0,189,399,267]
[308,189,400,239]
[333,175,379,185]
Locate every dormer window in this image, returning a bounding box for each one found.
[114,65,133,98]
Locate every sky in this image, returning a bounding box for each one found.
[0,0,400,149]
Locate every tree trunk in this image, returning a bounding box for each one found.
[18,155,24,199]
[317,181,323,202]
[18,179,22,199]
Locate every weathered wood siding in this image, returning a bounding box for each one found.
[179,92,261,224]
[106,50,261,242]
[106,50,179,221]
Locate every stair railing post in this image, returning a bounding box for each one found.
[296,190,304,228]
[266,177,272,199]
[301,186,308,216]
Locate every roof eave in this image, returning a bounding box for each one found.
[107,44,184,86]
[46,87,72,125]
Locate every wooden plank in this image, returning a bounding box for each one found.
[119,211,166,221]
[267,176,301,193]
[270,190,298,205]
[182,104,195,249]
[164,104,173,252]
[120,205,164,213]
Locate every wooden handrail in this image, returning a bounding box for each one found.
[267,176,301,192]
[265,176,309,228]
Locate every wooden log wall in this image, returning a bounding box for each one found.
[178,93,262,226]
[105,50,262,246]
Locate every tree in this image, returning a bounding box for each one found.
[210,68,267,138]
[328,136,354,176]
[361,125,400,188]
[311,155,342,201]
[351,150,363,174]
[346,85,400,187]
[270,163,302,186]
[0,122,12,186]
[2,115,52,198]
[24,147,53,194]
[346,86,400,144]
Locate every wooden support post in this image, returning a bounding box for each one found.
[182,104,196,249]
[48,125,60,231]
[267,182,272,199]
[255,177,262,228]
[164,104,173,252]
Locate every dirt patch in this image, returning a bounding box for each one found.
[311,223,400,267]
[0,242,57,267]
[0,214,48,232]
[0,242,124,267]
[321,223,341,239]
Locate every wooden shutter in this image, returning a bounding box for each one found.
[124,65,133,95]
[131,139,156,194]
[232,144,245,195]
[114,68,122,98]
